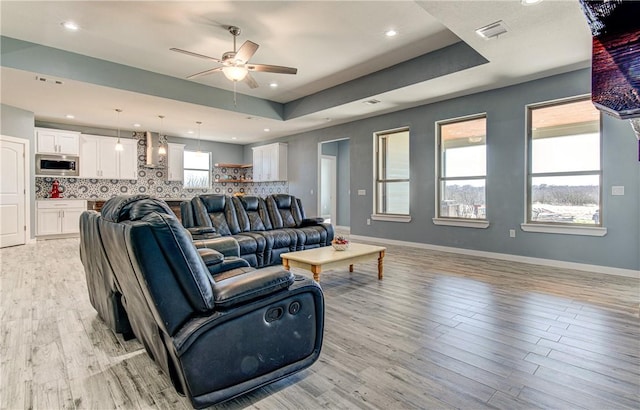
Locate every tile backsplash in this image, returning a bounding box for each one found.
[35,138,288,200]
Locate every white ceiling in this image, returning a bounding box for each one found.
[0,0,592,144]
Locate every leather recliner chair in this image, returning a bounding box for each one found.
[80,195,324,408]
[266,194,335,252]
[191,194,268,267]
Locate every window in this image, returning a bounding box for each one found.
[183,150,211,189]
[373,128,410,221]
[436,115,487,224]
[526,97,602,228]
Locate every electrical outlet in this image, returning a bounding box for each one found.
[509,229,516,238]
[310,189,313,195]
[366,218,371,225]
[358,189,366,196]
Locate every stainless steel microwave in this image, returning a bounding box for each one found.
[36,154,79,177]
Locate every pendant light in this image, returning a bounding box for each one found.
[158,115,167,155]
[196,121,202,156]
[115,109,123,151]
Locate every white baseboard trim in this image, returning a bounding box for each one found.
[349,234,640,279]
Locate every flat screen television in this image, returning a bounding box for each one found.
[579,0,640,120]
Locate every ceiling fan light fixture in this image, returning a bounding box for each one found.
[222,65,249,82]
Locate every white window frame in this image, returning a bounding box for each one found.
[371,127,411,223]
[433,114,489,229]
[183,150,211,189]
[521,95,606,237]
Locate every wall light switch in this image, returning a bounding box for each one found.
[612,186,625,196]
[358,189,366,196]
[310,189,313,195]
[509,229,516,238]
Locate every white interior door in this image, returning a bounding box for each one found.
[320,155,337,223]
[1,137,26,247]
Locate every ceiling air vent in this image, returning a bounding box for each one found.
[363,99,381,105]
[475,20,508,40]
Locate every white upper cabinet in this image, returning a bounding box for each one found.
[80,134,137,180]
[252,143,287,182]
[35,128,80,155]
[167,143,185,181]
[118,139,138,180]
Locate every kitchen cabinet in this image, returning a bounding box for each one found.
[167,143,185,181]
[35,128,80,155]
[252,143,287,182]
[36,199,87,237]
[80,134,137,179]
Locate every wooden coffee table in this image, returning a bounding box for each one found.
[281,243,386,282]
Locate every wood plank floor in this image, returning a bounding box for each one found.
[1,238,638,409]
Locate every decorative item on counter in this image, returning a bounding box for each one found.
[49,179,62,198]
[332,235,350,251]
[233,192,245,197]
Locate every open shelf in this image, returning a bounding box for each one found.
[214,163,253,169]
[214,179,253,183]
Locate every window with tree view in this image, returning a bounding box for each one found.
[528,97,601,225]
[183,150,211,189]
[375,128,410,216]
[437,115,487,220]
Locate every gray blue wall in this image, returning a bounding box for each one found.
[247,69,639,271]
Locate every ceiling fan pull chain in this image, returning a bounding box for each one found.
[234,81,238,107]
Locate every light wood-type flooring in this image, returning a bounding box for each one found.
[1,237,638,409]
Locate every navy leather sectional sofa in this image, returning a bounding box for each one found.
[181,194,335,268]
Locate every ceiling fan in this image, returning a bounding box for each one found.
[171,26,297,89]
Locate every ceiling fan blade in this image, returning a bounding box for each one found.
[186,67,223,79]
[170,48,221,62]
[235,40,259,63]
[247,64,297,75]
[244,73,259,89]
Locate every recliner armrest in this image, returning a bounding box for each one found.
[188,226,219,239]
[212,266,294,309]
[193,237,240,258]
[300,217,325,227]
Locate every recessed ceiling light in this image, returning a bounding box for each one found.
[385,29,398,37]
[231,137,237,140]
[133,123,141,128]
[363,99,381,105]
[65,114,75,119]
[521,0,542,5]
[61,21,79,31]
[269,82,278,88]
[264,128,270,132]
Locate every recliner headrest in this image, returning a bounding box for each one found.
[101,195,173,222]
[198,194,226,212]
[240,196,260,212]
[273,194,292,208]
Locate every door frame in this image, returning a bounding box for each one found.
[317,138,349,226]
[0,135,31,246]
[319,155,337,223]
